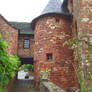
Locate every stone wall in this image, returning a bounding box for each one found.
[0,15,18,55]
[18,35,34,57]
[68,0,92,91]
[34,14,78,91]
[40,81,65,92]
[69,0,92,73]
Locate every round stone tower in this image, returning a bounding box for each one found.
[31,0,78,91]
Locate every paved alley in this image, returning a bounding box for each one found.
[12,79,37,92]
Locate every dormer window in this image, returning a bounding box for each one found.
[24,39,30,49]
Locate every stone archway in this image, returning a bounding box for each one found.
[20,57,34,65]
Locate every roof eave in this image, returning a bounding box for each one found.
[31,12,72,30]
[0,14,18,30]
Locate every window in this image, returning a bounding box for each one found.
[56,18,59,24]
[47,53,53,61]
[24,39,30,49]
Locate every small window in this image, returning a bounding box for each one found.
[24,39,30,49]
[47,53,53,61]
[56,19,59,24]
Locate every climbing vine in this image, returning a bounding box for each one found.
[69,37,92,92]
[0,34,21,92]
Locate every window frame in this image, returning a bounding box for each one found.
[23,39,30,49]
[46,53,53,61]
[56,18,60,24]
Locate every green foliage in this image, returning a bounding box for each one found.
[0,33,21,91]
[38,76,41,83]
[90,84,92,92]
[68,39,78,49]
[69,38,92,92]
[40,67,51,73]
[78,71,87,92]
[21,64,34,72]
[0,88,5,92]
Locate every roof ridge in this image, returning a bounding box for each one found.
[0,14,18,30]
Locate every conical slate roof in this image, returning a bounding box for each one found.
[61,0,70,14]
[31,0,71,29]
[42,0,62,15]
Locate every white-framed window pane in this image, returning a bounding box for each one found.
[24,39,30,49]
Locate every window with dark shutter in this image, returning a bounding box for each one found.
[24,39,30,49]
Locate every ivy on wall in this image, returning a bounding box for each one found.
[69,36,92,92]
[0,33,21,92]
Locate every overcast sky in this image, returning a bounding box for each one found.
[0,0,63,22]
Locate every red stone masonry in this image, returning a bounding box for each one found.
[34,14,78,91]
[69,0,92,71]
[0,15,18,55]
[18,35,34,57]
[68,0,92,90]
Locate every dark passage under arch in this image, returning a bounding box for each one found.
[20,57,34,65]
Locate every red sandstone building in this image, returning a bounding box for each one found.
[0,15,34,64]
[9,22,34,64]
[0,15,18,55]
[0,0,79,91]
[31,0,78,91]
[1,0,91,91]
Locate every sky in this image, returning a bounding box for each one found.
[0,0,63,22]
